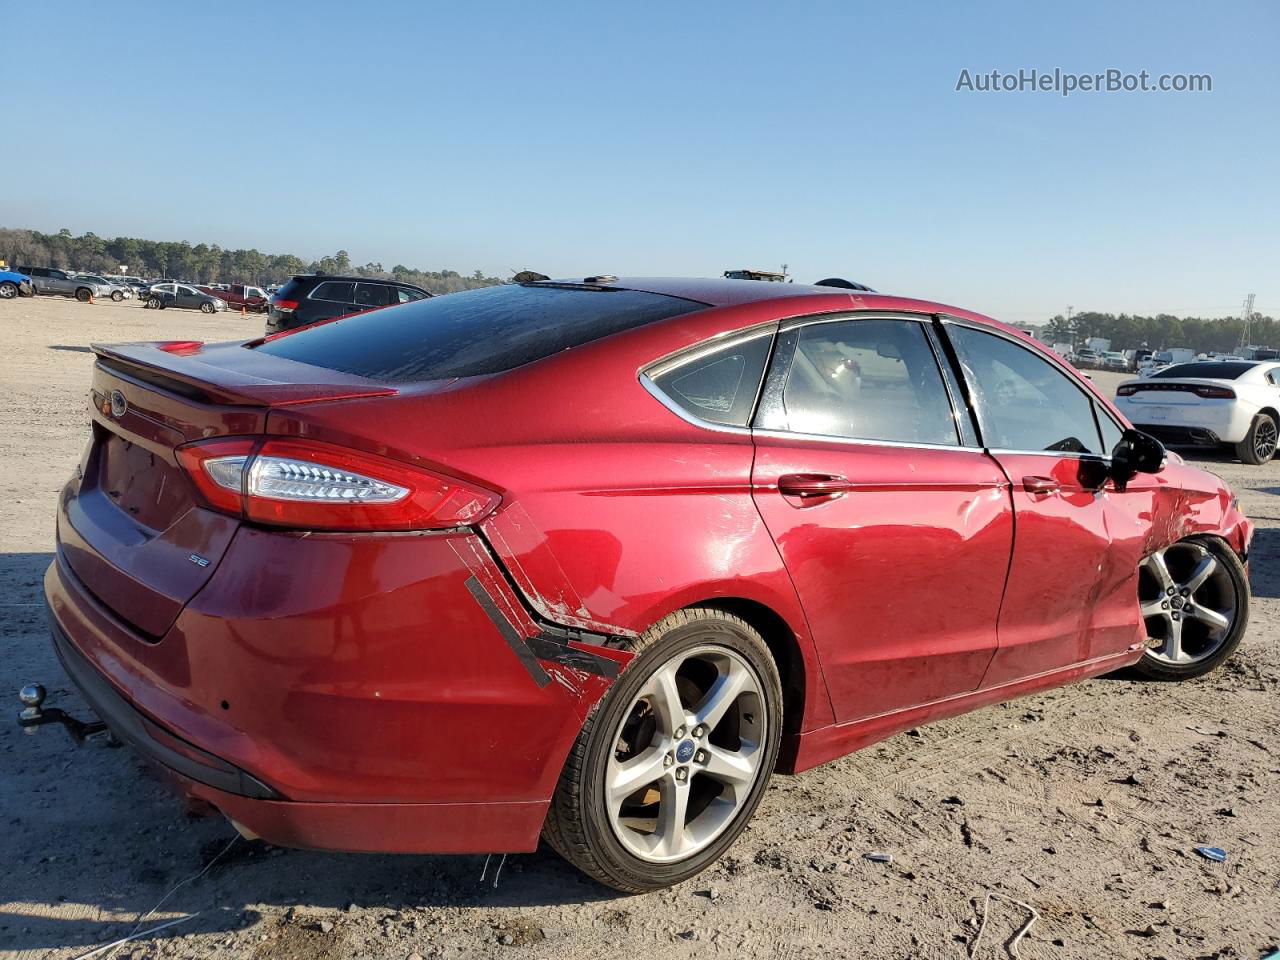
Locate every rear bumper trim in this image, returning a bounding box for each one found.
[48,614,284,800]
[1133,423,1222,447]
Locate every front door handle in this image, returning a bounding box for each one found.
[778,473,853,500]
[1022,475,1060,496]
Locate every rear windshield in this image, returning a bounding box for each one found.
[1153,361,1255,380]
[255,284,708,381]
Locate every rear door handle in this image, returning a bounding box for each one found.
[1022,475,1060,496]
[778,473,853,499]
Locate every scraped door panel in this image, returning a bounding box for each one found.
[752,439,1012,722]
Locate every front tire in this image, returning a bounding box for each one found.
[200,301,215,314]
[1134,537,1249,680]
[111,290,124,302]
[544,608,782,892]
[0,281,17,299]
[1235,413,1277,465]
[147,296,162,309]
[75,287,92,303]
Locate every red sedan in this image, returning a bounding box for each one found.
[41,277,1251,892]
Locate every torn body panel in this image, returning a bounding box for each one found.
[46,513,630,841]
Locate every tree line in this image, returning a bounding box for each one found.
[1036,309,1275,355]
[0,227,504,295]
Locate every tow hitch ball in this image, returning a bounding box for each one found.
[17,683,110,745]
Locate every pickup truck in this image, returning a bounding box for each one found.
[196,283,269,312]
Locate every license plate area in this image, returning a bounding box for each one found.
[97,427,194,532]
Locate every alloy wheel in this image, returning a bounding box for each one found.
[604,645,767,864]
[1254,417,1278,461]
[1139,541,1237,665]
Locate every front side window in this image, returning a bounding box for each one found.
[949,325,1104,454]
[770,318,959,446]
[1095,403,1124,453]
[649,335,772,427]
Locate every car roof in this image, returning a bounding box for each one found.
[540,276,1010,330]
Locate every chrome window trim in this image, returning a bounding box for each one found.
[638,373,754,437]
[643,322,778,379]
[777,310,934,333]
[752,427,980,454]
[987,447,1111,462]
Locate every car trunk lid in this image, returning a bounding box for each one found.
[61,339,397,637]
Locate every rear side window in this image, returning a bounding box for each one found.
[354,283,395,308]
[649,335,772,427]
[310,280,354,303]
[396,287,428,303]
[256,284,708,381]
[765,319,959,446]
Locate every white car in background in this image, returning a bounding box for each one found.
[1115,360,1280,464]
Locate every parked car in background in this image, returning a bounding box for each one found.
[143,282,227,313]
[75,274,133,301]
[1116,359,1280,464]
[0,268,34,299]
[1102,351,1128,371]
[267,274,431,333]
[41,277,1251,893]
[15,266,110,302]
[197,283,269,313]
[1072,348,1101,369]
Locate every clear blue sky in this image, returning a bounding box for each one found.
[5,0,1276,324]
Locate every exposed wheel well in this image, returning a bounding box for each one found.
[691,598,806,737]
[1257,407,1279,427]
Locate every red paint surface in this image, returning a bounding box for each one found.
[47,280,1251,852]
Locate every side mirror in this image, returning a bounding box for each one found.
[1111,428,1165,489]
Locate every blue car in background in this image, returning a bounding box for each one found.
[0,268,33,299]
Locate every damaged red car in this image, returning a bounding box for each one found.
[39,277,1252,892]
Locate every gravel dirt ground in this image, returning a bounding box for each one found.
[2,295,1278,960]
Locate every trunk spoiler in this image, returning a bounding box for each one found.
[91,340,399,407]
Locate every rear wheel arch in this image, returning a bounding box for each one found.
[689,598,806,739]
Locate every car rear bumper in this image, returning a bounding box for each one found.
[45,520,630,853]
[1132,423,1224,447]
[1118,399,1253,444]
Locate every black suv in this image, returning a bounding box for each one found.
[267,275,431,333]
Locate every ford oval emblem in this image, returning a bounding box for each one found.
[110,390,127,418]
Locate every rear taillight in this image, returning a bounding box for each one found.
[176,438,499,531]
[273,299,298,312]
[1117,385,1137,396]
[176,438,255,515]
[1195,385,1236,399]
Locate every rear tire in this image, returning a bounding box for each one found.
[0,281,17,299]
[1235,413,1277,465]
[75,287,92,303]
[1133,537,1249,680]
[544,608,782,892]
